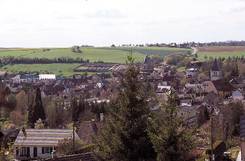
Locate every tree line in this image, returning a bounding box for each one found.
[0,56,89,65]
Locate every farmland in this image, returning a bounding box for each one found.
[104,47,191,56]
[0,47,191,62]
[197,46,245,60]
[0,63,95,77]
[0,47,190,77]
[0,48,145,64]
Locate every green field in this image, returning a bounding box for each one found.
[0,47,191,63]
[0,48,145,64]
[104,47,191,56]
[0,64,86,77]
[0,47,190,77]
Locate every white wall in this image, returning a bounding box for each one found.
[14,146,54,159]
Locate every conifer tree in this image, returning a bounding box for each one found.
[148,92,194,161]
[95,57,156,161]
[28,88,46,128]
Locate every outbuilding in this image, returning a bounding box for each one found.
[13,129,79,160]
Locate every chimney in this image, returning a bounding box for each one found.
[22,127,27,137]
[100,113,104,122]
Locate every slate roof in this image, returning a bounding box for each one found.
[14,129,79,147]
[211,59,220,71]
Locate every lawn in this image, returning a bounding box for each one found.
[0,63,86,77]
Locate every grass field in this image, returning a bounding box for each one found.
[0,47,190,77]
[0,64,87,77]
[0,47,191,63]
[0,48,145,64]
[197,46,245,60]
[104,47,191,57]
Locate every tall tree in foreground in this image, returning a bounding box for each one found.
[28,88,46,128]
[95,56,156,161]
[148,92,194,161]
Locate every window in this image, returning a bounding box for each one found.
[20,147,30,157]
[42,147,53,154]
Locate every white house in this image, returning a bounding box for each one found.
[232,90,244,101]
[186,68,198,77]
[13,129,79,160]
[157,85,172,93]
[39,74,56,80]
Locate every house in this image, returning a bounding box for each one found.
[202,81,218,94]
[0,71,7,79]
[186,68,198,78]
[210,59,222,81]
[230,77,245,89]
[13,129,80,160]
[232,90,244,101]
[39,74,56,80]
[12,74,38,84]
[179,105,206,127]
[203,92,220,106]
[156,84,172,96]
[212,80,234,98]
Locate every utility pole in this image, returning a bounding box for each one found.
[210,116,215,161]
[73,121,75,153]
[71,95,76,153]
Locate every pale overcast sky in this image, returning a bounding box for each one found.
[0,0,245,47]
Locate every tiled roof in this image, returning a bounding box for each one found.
[14,129,79,147]
[212,80,234,92]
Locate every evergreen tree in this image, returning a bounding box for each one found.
[148,92,194,161]
[95,57,156,161]
[28,88,46,128]
[230,63,239,78]
[71,97,79,122]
